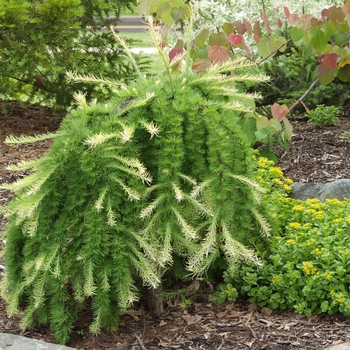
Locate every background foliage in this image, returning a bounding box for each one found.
[0,0,147,108]
[137,0,350,157]
[254,46,350,115]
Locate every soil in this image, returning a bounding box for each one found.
[1,100,350,350]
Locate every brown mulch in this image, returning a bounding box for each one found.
[1,101,350,350]
[277,117,350,183]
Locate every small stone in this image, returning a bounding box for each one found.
[290,179,350,202]
[0,333,76,350]
[325,343,350,350]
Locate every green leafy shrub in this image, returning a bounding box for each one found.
[223,158,350,317]
[308,104,339,127]
[0,29,272,343]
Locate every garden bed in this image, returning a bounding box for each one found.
[1,101,350,349]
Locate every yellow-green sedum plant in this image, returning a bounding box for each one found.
[0,17,270,344]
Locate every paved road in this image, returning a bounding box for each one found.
[89,15,147,32]
[116,15,147,32]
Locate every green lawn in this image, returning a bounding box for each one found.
[119,31,164,74]
[145,54,163,74]
[121,31,153,48]
[120,4,138,15]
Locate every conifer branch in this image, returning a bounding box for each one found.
[109,26,143,79]
[116,278,138,310]
[139,120,159,139]
[33,275,46,309]
[252,190,262,205]
[67,71,121,88]
[109,165,152,184]
[20,306,36,330]
[210,86,262,100]
[73,91,89,109]
[250,207,271,237]
[0,165,57,196]
[84,260,97,296]
[145,16,175,90]
[22,214,40,237]
[171,207,197,240]
[143,183,163,198]
[186,213,219,273]
[220,101,254,113]
[221,223,260,266]
[228,73,270,83]
[207,57,257,74]
[183,194,213,218]
[178,173,197,186]
[95,187,108,211]
[128,246,160,289]
[89,311,102,335]
[159,223,173,266]
[115,92,155,117]
[9,190,49,224]
[84,132,119,148]
[140,195,166,219]
[6,158,46,171]
[50,256,61,279]
[190,179,214,199]
[106,199,116,227]
[101,269,110,292]
[128,230,161,263]
[187,249,220,277]
[5,132,62,145]
[228,174,266,193]
[119,125,135,144]
[113,178,141,201]
[191,70,269,86]
[104,156,148,177]
[172,183,185,202]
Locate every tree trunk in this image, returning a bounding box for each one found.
[147,284,164,316]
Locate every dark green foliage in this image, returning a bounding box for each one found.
[0,0,145,108]
[0,50,271,343]
[79,0,136,27]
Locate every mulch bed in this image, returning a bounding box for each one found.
[277,117,350,183]
[1,100,350,350]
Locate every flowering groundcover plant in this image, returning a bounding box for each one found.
[222,157,350,317]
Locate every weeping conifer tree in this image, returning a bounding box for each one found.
[0,17,271,344]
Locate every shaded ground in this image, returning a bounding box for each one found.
[276,117,350,183]
[1,101,350,350]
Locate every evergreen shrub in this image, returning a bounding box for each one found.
[0,0,145,108]
[0,30,272,343]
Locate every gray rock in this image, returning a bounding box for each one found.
[290,179,350,202]
[325,343,350,350]
[0,333,76,350]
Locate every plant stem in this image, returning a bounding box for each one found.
[288,79,319,113]
[258,39,292,65]
[272,79,319,141]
